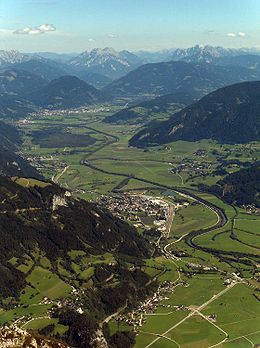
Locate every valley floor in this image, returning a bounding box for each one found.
[2,103,259,348]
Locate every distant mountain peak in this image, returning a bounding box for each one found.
[69,48,142,79]
[171,45,234,63]
[0,49,30,66]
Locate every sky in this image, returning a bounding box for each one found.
[0,0,260,53]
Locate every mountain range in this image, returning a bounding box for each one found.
[216,54,260,70]
[2,46,260,117]
[136,45,260,64]
[0,48,143,83]
[1,45,260,75]
[103,60,260,100]
[0,66,107,113]
[68,47,143,79]
[12,59,112,89]
[170,45,233,63]
[129,81,260,147]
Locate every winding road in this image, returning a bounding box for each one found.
[81,160,228,249]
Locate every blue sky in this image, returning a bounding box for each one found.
[0,0,259,52]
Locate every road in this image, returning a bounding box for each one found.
[81,161,233,264]
[176,172,184,186]
[83,160,226,252]
[21,315,50,329]
[102,301,128,325]
[165,205,175,238]
[52,165,69,184]
[144,283,237,348]
[79,160,253,348]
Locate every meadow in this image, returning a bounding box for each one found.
[10,104,260,347]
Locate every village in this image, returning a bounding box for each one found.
[17,151,66,177]
[25,105,111,119]
[170,160,211,177]
[115,280,184,328]
[113,271,244,330]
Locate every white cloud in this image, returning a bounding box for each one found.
[227,32,246,38]
[88,38,95,42]
[227,32,236,37]
[14,23,56,35]
[37,24,56,32]
[107,33,118,39]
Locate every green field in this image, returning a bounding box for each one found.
[171,202,218,238]
[4,103,259,346]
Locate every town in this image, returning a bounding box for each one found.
[97,193,182,238]
[26,105,111,119]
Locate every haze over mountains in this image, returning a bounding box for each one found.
[103,60,260,100]
[2,45,260,80]
[0,39,260,348]
[136,45,260,63]
[0,44,260,124]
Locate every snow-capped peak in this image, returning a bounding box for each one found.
[69,47,142,79]
[0,50,30,66]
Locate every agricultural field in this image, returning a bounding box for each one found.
[19,107,260,200]
[11,104,260,347]
[170,202,218,238]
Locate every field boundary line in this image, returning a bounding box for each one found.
[144,284,236,347]
[209,330,260,347]
[243,336,254,347]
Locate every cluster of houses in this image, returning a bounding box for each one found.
[28,106,110,118]
[224,273,245,286]
[186,262,219,273]
[170,161,211,177]
[98,193,171,232]
[54,288,86,315]
[18,152,66,175]
[40,297,53,305]
[243,204,260,215]
[193,149,208,158]
[115,281,179,327]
